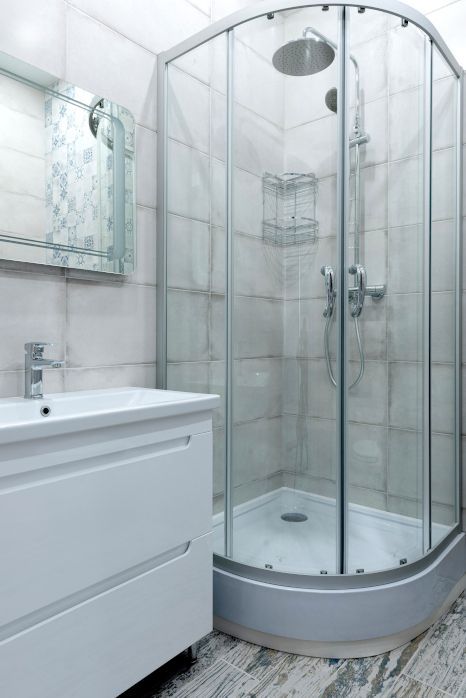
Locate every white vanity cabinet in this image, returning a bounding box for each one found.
[0,388,219,698]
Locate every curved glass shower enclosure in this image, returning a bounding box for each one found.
[157,0,462,614]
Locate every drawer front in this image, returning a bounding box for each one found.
[0,431,212,629]
[0,533,212,698]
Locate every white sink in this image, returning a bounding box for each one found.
[0,387,220,444]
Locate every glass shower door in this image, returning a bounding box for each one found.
[229,6,341,575]
[345,7,427,573]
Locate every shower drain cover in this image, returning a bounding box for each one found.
[281,512,308,523]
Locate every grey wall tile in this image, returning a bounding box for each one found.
[349,422,387,491]
[388,293,423,362]
[389,362,423,430]
[167,289,209,362]
[0,270,66,372]
[233,358,283,423]
[234,297,283,358]
[233,416,282,487]
[167,214,210,292]
[388,225,422,294]
[281,414,337,481]
[66,6,156,131]
[168,66,210,154]
[67,280,156,367]
[234,234,284,300]
[348,360,388,426]
[388,428,422,500]
[65,363,156,391]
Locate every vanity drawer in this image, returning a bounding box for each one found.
[0,532,212,698]
[0,431,212,629]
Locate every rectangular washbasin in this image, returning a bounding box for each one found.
[0,387,220,443]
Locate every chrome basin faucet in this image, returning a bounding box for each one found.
[24,342,64,399]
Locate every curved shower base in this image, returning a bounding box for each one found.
[214,533,466,658]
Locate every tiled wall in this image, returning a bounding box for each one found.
[0,0,464,530]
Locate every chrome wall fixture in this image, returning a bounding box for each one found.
[156,1,464,656]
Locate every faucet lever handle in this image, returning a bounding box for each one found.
[24,342,53,359]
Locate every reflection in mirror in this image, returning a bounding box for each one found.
[0,55,135,274]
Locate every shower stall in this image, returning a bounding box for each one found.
[157,1,465,656]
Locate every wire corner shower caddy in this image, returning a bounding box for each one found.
[262,171,319,246]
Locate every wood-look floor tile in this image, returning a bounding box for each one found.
[316,633,427,698]
[403,595,465,693]
[169,659,258,698]
[221,638,289,681]
[389,674,450,697]
[241,653,343,697]
[151,631,239,696]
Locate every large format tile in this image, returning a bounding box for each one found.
[66,279,156,367]
[167,215,210,292]
[281,414,337,480]
[404,594,465,695]
[388,675,447,697]
[168,67,210,154]
[387,294,423,363]
[64,363,156,391]
[388,157,423,229]
[283,358,336,421]
[347,361,388,426]
[234,297,283,358]
[234,234,284,299]
[285,116,337,180]
[166,289,210,362]
[67,0,209,55]
[388,362,422,431]
[66,6,156,131]
[136,126,157,208]
[167,140,210,222]
[233,358,283,422]
[389,87,423,161]
[172,659,257,698]
[233,416,282,486]
[0,270,66,371]
[0,0,66,77]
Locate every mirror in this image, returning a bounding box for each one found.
[0,53,135,274]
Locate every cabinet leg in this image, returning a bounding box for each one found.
[187,642,199,664]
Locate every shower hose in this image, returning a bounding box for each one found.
[324,313,364,389]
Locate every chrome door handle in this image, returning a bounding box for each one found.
[349,264,366,317]
[321,265,336,318]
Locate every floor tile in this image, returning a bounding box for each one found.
[389,674,450,697]
[318,634,426,698]
[244,653,343,697]
[403,595,465,693]
[168,659,258,698]
[144,592,464,698]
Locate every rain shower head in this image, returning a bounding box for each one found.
[272,37,335,76]
[325,87,337,113]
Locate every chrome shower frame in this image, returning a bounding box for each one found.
[156,0,464,656]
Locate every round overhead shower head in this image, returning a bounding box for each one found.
[272,37,335,76]
[325,87,338,113]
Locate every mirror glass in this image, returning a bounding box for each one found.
[0,53,135,274]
